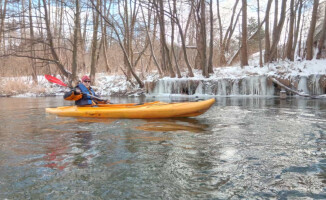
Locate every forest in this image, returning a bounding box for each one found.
[0,0,325,89]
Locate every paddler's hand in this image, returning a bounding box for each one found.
[72,88,81,95]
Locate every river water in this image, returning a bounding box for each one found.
[0,96,325,199]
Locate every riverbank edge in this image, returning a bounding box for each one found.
[1,75,325,98]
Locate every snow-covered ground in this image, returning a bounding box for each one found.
[1,59,325,97]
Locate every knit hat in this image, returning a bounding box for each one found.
[81,75,90,82]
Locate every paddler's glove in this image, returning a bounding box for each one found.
[71,88,81,95]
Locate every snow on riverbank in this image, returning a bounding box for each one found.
[1,59,325,97]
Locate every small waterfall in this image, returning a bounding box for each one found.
[149,76,277,96]
[297,77,309,94]
[238,77,273,95]
[152,80,164,94]
[310,75,323,95]
[217,79,228,95]
[147,75,324,97]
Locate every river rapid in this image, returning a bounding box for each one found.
[0,96,325,199]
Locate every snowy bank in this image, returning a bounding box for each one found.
[0,59,325,97]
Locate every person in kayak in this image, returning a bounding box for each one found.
[64,75,109,106]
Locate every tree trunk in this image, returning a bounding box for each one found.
[216,0,225,66]
[227,17,266,65]
[286,0,295,61]
[157,0,175,77]
[225,9,241,53]
[28,0,37,83]
[316,1,326,59]
[257,0,263,67]
[292,0,303,60]
[71,0,80,84]
[269,0,287,62]
[240,0,248,68]
[102,0,111,73]
[42,0,70,78]
[272,0,278,42]
[194,0,207,75]
[0,0,7,51]
[140,5,162,76]
[121,0,131,78]
[174,10,194,77]
[57,0,64,57]
[90,0,100,83]
[198,0,208,77]
[306,0,319,60]
[207,0,214,73]
[219,0,240,66]
[170,0,181,78]
[21,0,26,39]
[93,0,144,88]
[264,0,273,63]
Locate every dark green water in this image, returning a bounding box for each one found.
[0,96,326,199]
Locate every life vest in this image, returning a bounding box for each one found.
[75,83,96,105]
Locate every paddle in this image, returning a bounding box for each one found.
[44,74,108,102]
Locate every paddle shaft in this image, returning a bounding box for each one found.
[73,89,106,101]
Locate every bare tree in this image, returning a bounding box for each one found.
[286,0,295,61]
[298,2,306,58]
[269,0,287,62]
[90,0,100,83]
[28,0,37,83]
[168,1,194,77]
[292,0,303,60]
[207,0,214,73]
[240,0,248,67]
[71,0,81,83]
[0,0,8,51]
[119,0,137,78]
[257,0,263,67]
[91,0,144,88]
[217,0,240,66]
[156,0,175,77]
[216,0,224,65]
[140,3,162,77]
[317,1,326,59]
[102,0,112,73]
[169,0,181,78]
[195,0,208,77]
[264,0,273,63]
[306,0,319,60]
[42,0,70,79]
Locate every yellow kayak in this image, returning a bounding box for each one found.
[46,98,215,118]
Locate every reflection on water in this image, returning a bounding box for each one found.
[136,118,209,133]
[0,97,326,199]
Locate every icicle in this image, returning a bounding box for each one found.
[150,76,276,96]
[231,79,240,95]
[195,82,203,95]
[298,76,309,94]
[311,75,322,95]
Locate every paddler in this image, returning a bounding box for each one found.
[64,75,109,106]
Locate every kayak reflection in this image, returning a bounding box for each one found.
[49,118,116,125]
[136,118,210,133]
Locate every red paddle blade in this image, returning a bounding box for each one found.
[44,75,68,87]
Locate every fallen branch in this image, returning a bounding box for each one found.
[270,77,325,99]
